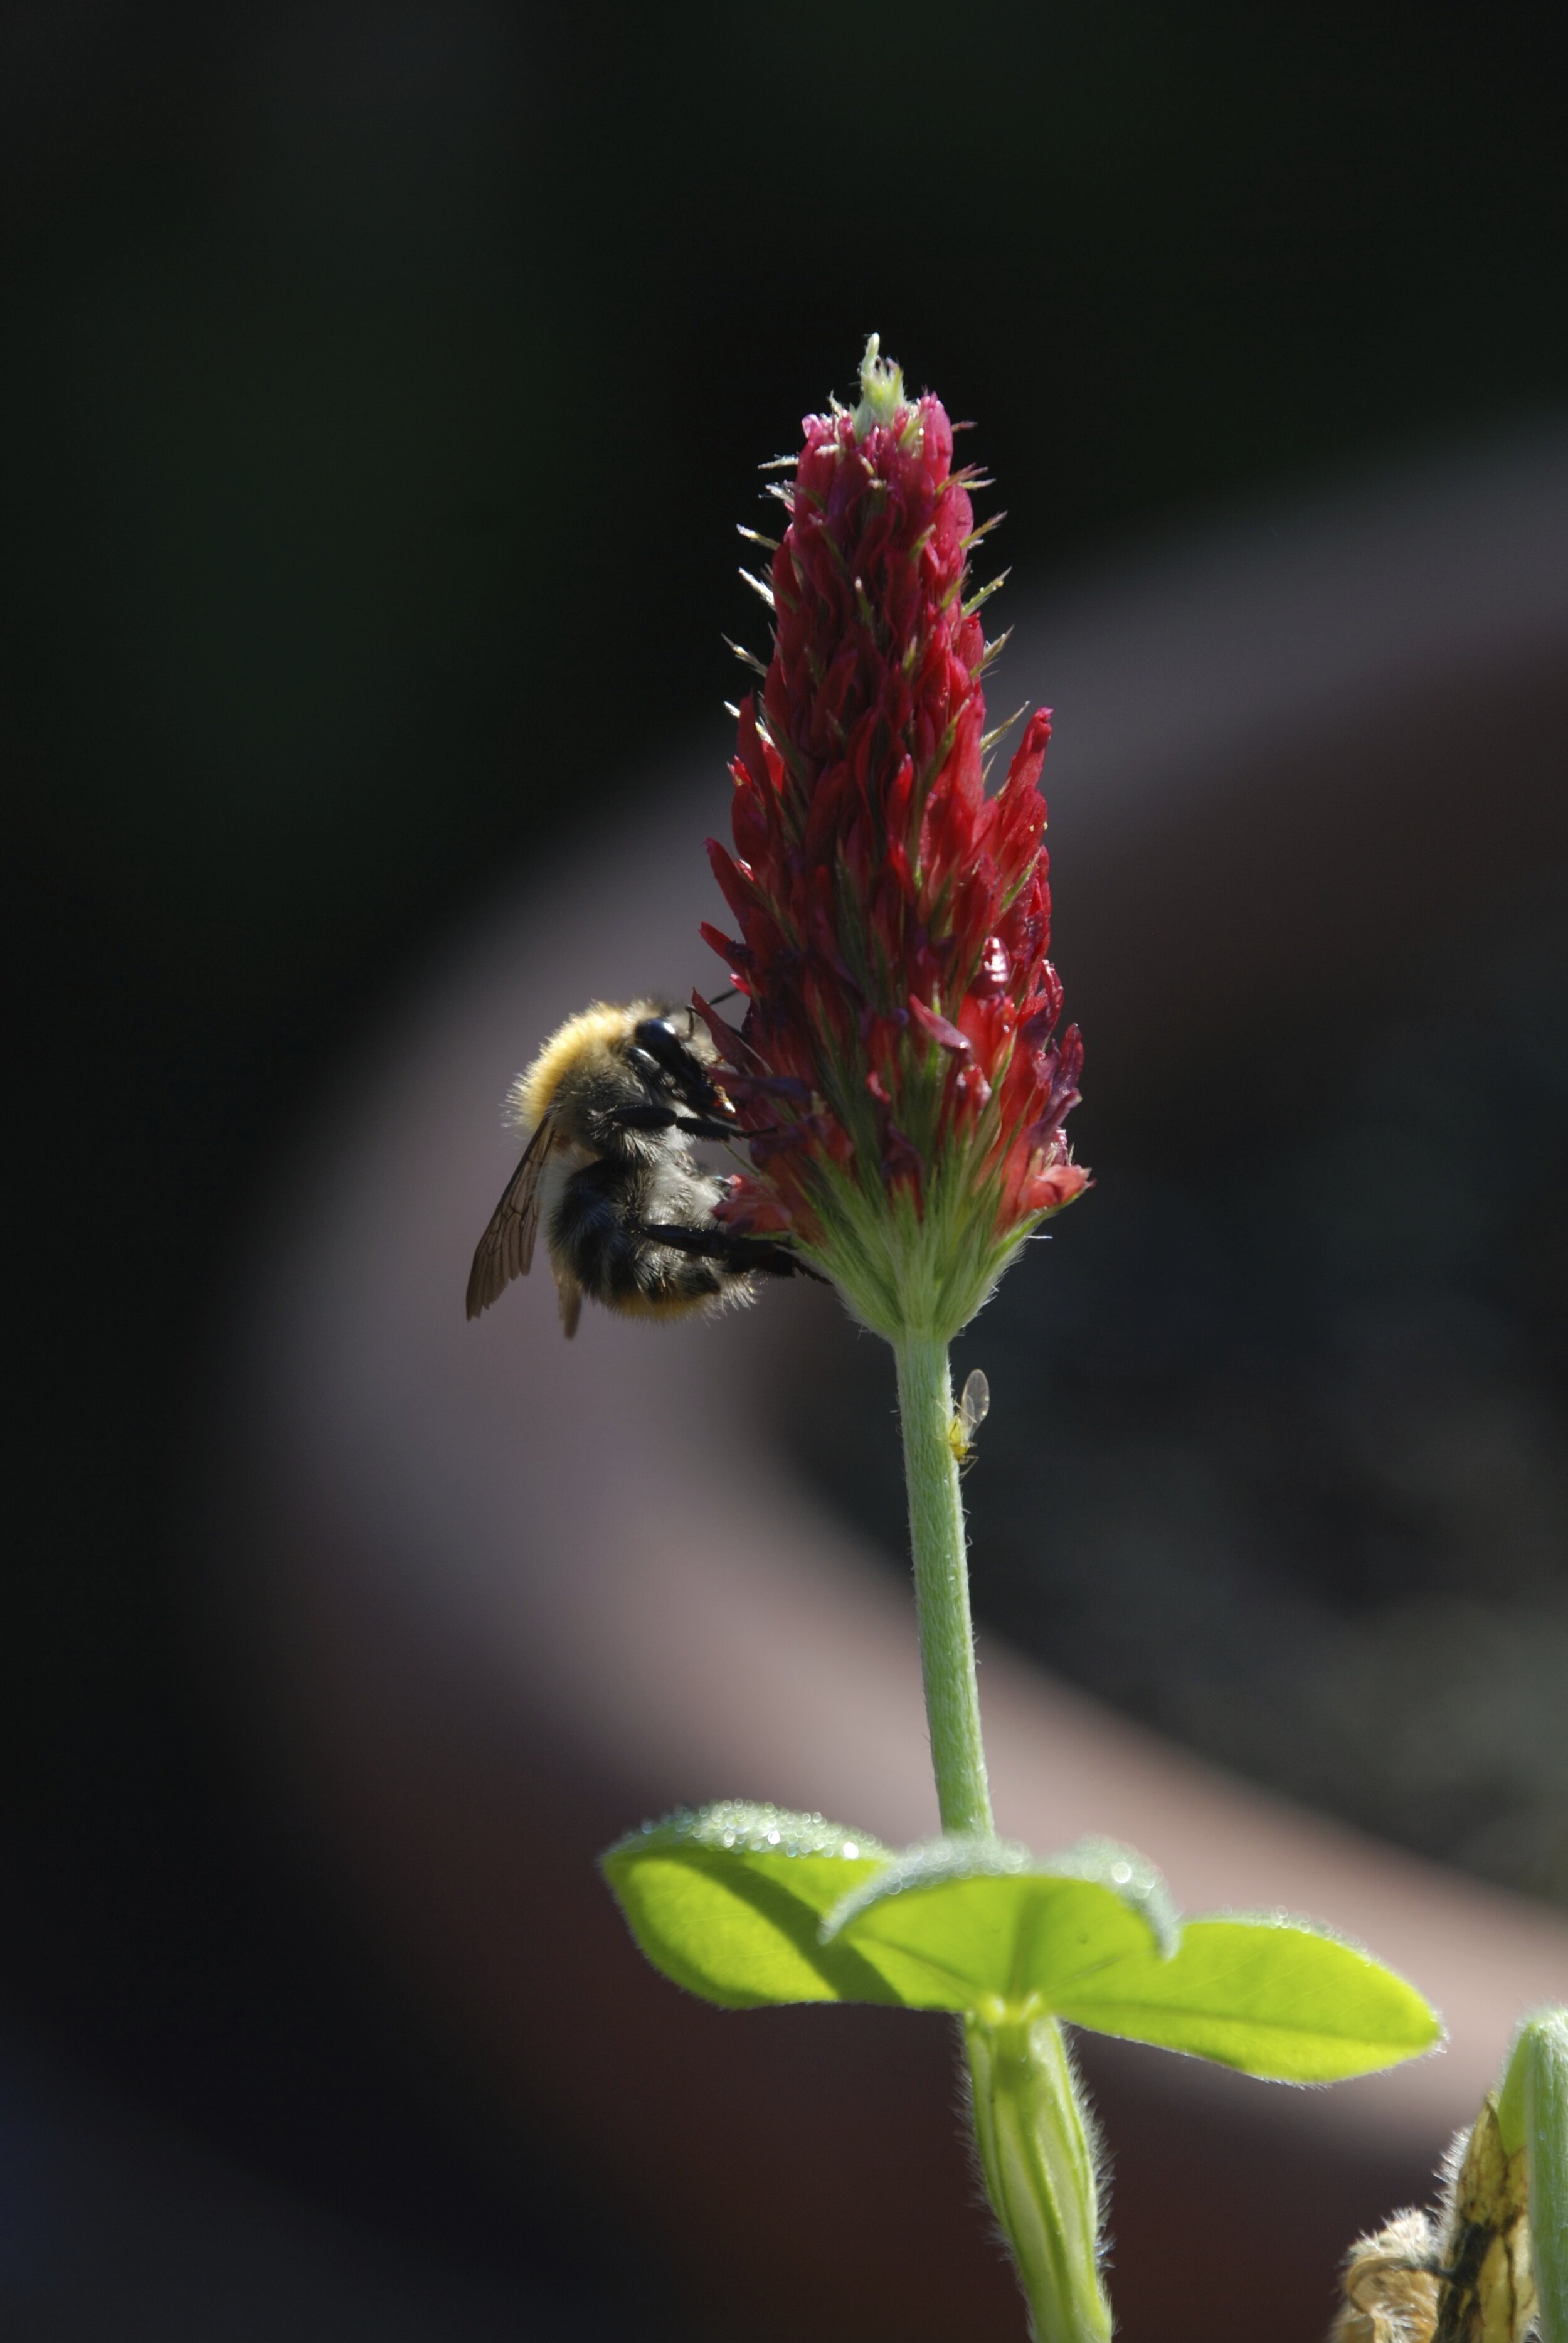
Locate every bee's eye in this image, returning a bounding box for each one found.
[632,1016,682,1061]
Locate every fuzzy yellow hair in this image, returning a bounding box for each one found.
[505,1000,662,1135]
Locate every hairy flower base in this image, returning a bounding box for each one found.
[773,1131,1059,1343]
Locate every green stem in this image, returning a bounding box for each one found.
[891,1333,993,1837]
[892,1332,1111,2343]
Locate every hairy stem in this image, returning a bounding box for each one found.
[892,1333,993,1837]
[893,1332,1110,2342]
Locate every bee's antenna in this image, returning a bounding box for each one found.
[709,985,741,1006]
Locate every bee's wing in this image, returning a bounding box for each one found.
[465,1112,558,1319]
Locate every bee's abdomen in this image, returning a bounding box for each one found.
[551,1159,732,1315]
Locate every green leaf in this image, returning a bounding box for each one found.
[823,1835,1177,2014]
[1052,1913,1444,2081]
[604,1812,1441,2083]
[600,1802,898,2008]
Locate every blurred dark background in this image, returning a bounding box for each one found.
[5,3,1568,2332]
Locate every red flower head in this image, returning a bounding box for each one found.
[700,339,1089,1339]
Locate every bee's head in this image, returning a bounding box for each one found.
[634,1011,714,1066]
[630,1010,725,1109]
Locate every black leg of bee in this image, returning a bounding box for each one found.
[642,1223,824,1281]
[611,1102,681,1132]
[673,1113,745,1142]
[608,1102,740,1143]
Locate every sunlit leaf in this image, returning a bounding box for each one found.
[1053,1913,1444,2081]
[600,1802,896,2008]
[823,1836,1176,2012]
[605,1810,1441,2084]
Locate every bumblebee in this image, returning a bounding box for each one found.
[465,999,806,1336]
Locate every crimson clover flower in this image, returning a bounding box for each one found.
[699,338,1088,1341]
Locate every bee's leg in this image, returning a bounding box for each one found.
[608,1102,740,1143]
[642,1223,823,1282]
[641,1222,723,1256]
[610,1102,681,1131]
[672,1113,745,1142]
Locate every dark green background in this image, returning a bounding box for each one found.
[4,0,1565,2312]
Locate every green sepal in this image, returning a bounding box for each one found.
[600,1802,897,2009]
[822,1834,1177,2014]
[1495,2005,1568,2153]
[1052,1912,1444,2081]
[1495,2006,1568,2343]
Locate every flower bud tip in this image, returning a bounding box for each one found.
[852,332,910,441]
